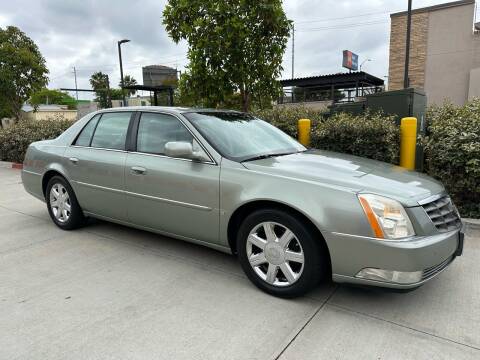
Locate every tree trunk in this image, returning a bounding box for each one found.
[241,89,251,112]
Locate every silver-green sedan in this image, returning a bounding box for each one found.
[22,107,464,297]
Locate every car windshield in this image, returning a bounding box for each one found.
[184,112,306,162]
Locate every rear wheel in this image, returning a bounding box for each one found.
[46,176,85,230]
[237,208,328,298]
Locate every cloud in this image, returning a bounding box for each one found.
[1,0,444,99]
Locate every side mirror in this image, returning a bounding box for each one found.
[164,141,209,162]
[164,141,194,159]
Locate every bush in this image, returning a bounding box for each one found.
[0,118,74,163]
[422,100,480,218]
[255,107,399,164]
[254,105,326,138]
[312,111,400,164]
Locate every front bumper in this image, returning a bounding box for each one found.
[325,228,464,289]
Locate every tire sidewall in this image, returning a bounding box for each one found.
[237,208,324,298]
[46,176,83,230]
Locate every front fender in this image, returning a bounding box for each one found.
[219,163,373,247]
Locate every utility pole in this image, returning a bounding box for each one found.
[291,22,295,79]
[117,39,130,106]
[73,66,79,100]
[404,0,413,88]
[105,74,112,108]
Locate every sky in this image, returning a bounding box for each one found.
[0,0,472,100]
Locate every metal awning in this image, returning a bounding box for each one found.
[280,71,384,90]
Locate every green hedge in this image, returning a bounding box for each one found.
[311,111,399,164]
[257,107,399,164]
[254,105,325,138]
[422,100,480,218]
[0,119,74,163]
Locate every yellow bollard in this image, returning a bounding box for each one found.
[298,119,311,147]
[400,117,417,170]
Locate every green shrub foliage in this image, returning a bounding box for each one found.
[311,111,400,164]
[0,118,73,163]
[254,105,325,138]
[423,100,480,218]
[255,107,399,164]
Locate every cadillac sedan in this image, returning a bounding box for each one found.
[22,107,464,297]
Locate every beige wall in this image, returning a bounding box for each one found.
[424,2,479,105]
[24,110,78,122]
[389,1,480,105]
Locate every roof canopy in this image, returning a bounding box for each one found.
[280,72,384,90]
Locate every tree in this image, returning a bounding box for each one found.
[120,75,137,96]
[30,89,77,109]
[163,0,291,112]
[0,26,49,119]
[109,88,124,100]
[89,72,111,108]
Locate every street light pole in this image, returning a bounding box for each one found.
[291,22,295,79]
[117,39,130,106]
[359,59,372,72]
[404,0,413,88]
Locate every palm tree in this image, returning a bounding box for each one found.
[120,75,137,96]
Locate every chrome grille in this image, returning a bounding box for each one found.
[422,256,453,280]
[422,196,461,232]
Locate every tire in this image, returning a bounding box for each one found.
[237,208,328,298]
[46,175,85,230]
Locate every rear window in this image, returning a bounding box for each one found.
[91,112,132,150]
[74,115,100,147]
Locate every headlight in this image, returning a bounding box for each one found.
[358,194,415,240]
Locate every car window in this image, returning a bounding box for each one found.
[74,114,100,147]
[91,112,132,150]
[137,113,193,155]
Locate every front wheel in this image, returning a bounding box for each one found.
[237,208,328,298]
[46,176,85,230]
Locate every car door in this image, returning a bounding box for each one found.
[125,111,220,244]
[64,111,134,221]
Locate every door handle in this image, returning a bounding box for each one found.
[131,166,147,175]
[69,157,79,164]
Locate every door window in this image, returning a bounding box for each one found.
[91,112,132,150]
[74,114,100,147]
[136,113,194,155]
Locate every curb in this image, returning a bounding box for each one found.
[0,161,23,170]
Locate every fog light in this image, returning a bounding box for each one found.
[355,268,423,284]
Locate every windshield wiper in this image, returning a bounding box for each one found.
[241,152,296,163]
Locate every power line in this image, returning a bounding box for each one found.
[296,20,389,32]
[294,8,403,24]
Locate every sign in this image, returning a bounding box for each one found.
[342,50,359,71]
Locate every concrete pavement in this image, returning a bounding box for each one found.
[0,167,479,359]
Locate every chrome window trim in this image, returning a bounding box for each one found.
[74,180,211,211]
[69,145,128,153]
[128,151,216,166]
[134,110,218,165]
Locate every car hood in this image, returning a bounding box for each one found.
[242,149,444,206]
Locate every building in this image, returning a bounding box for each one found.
[21,104,78,121]
[389,0,480,105]
[142,65,178,87]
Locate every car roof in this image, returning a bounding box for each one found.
[97,106,244,116]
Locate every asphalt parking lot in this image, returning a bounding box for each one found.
[1,166,479,360]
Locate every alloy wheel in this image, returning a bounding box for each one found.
[49,183,71,223]
[246,221,305,287]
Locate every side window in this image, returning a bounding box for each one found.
[137,113,194,155]
[74,114,100,147]
[91,112,132,150]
